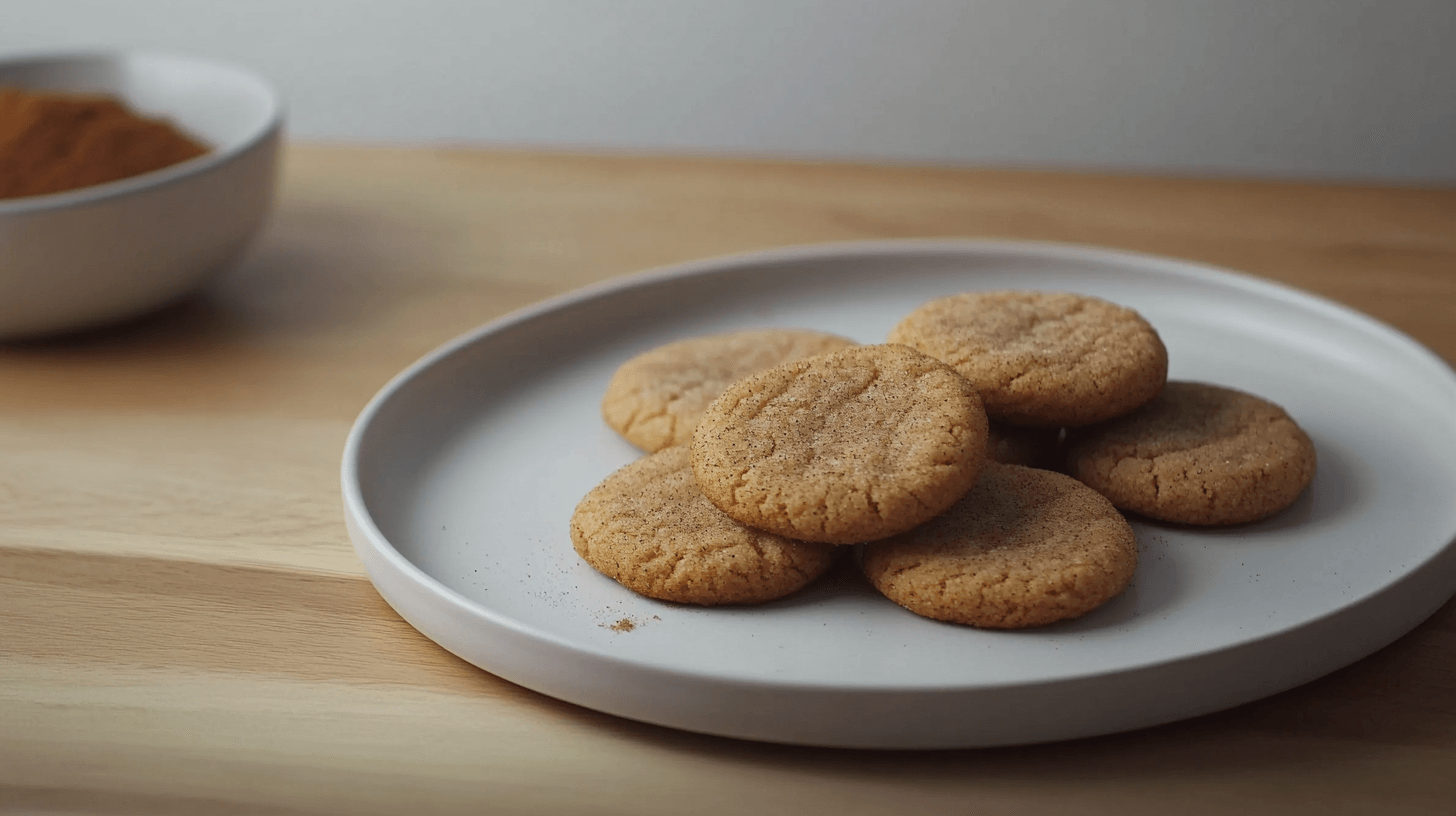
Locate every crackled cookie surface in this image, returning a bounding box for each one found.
[601,329,856,452]
[690,344,988,544]
[888,290,1167,427]
[1065,381,1316,525]
[570,446,838,605]
[862,462,1138,628]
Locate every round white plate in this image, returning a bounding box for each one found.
[342,240,1456,749]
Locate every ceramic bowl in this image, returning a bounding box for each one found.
[0,51,283,338]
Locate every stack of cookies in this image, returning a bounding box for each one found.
[571,291,1316,629]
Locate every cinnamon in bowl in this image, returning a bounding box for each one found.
[0,87,209,200]
[0,51,283,339]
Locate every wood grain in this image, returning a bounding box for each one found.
[3,144,1455,815]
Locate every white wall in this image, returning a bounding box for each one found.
[7,0,1454,182]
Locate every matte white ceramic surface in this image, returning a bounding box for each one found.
[0,51,282,338]
[342,241,1456,749]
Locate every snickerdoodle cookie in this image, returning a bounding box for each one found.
[862,462,1138,628]
[690,344,988,545]
[570,446,839,605]
[888,291,1167,427]
[1065,381,1317,525]
[601,329,856,452]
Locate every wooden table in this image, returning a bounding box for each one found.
[4,145,1455,815]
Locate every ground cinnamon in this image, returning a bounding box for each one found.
[0,87,209,200]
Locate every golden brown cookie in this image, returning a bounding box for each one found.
[601,329,856,452]
[1064,381,1317,525]
[690,343,989,545]
[861,462,1138,628]
[570,446,839,605]
[888,290,1168,427]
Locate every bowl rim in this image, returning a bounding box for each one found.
[0,49,285,215]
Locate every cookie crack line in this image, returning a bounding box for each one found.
[618,402,652,434]
[903,486,937,515]
[801,362,886,427]
[728,461,758,509]
[863,487,885,521]
[726,372,798,423]
[742,536,771,574]
[1016,301,1085,340]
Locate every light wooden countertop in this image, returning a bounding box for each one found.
[4,144,1455,815]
